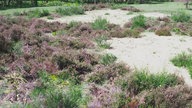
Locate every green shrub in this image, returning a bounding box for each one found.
[118,70,183,95]
[92,17,109,30]
[171,10,191,22]
[100,53,117,65]
[171,52,192,78]
[131,15,146,28]
[95,35,111,49]
[55,6,84,16]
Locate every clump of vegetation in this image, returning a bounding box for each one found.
[67,21,80,29]
[171,52,192,78]
[155,27,172,36]
[131,15,146,29]
[123,28,142,38]
[31,71,88,108]
[110,28,126,38]
[143,85,192,108]
[88,63,129,84]
[55,6,84,16]
[95,35,111,49]
[117,70,183,95]
[27,9,50,18]
[171,10,191,22]
[157,17,170,23]
[100,53,117,65]
[91,17,109,30]
[121,6,141,12]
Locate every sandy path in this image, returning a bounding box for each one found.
[105,32,192,86]
[46,9,167,27]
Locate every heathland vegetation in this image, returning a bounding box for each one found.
[1,0,192,107]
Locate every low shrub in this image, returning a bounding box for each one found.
[157,17,170,23]
[100,53,117,65]
[171,10,191,22]
[110,28,126,38]
[123,28,142,38]
[55,6,84,16]
[69,39,86,49]
[143,85,192,108]
[91,17,108,30]
[95,35,111,49]
[155,27,172,36]
[88,63,129,84]
[131,15,146,29]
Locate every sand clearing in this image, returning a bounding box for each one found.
[46,9,167,27]
[105,32,192,86]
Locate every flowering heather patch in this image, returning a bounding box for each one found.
[0,15,192,107]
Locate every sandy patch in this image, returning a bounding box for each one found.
[45,9,167,27]
[105,32,192,86]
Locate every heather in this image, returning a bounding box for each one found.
[1,9,192,107]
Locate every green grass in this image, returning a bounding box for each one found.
[95,35,111,49]
[91,17,109,30]
[0,3,81,16]
[117,69,183,94]
[130,2,192,14]
[171,52,192,78]
[171,10,191,22]
[1,2,192,16]
[131,15,146,28]
[100,53,117,65]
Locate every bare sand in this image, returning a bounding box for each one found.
[45,9,167,27]
[105,32,192,86]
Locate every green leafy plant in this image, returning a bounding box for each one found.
[92,17,109,30]
[100,53,117,65]
[171,10,191,22]
[95,35,111,49]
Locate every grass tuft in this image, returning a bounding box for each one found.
[171,52,192,78]
[100,53,117,65]
[95,35,111,49]
[92,17,109,30]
